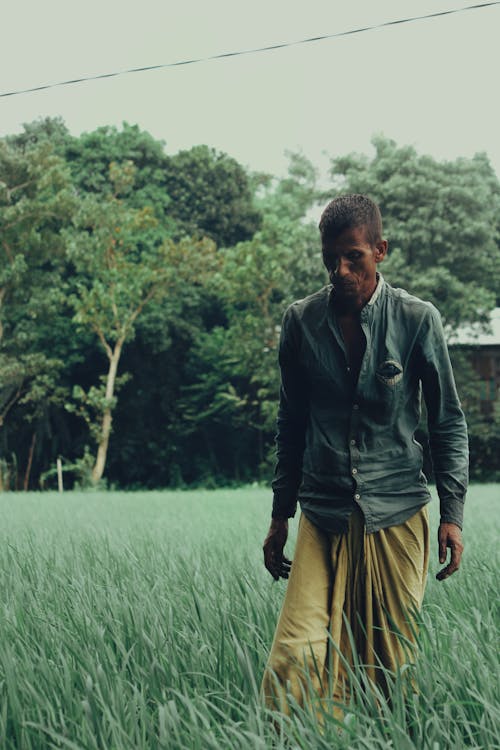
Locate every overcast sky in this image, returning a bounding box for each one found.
[2,0,499,180]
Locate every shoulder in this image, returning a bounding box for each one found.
[383,280,441,326]
[279,287,329,349]
[382,282,446,353]
[283,285,330,324]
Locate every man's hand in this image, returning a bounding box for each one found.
[263,518,292,581]
[436,522,463,581]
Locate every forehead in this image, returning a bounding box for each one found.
[322,225,373,252]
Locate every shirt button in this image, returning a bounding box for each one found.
[352,468,358,475]
[354,493,361,501]
[350,439,356,446]
[353,404,359,410]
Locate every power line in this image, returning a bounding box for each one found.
[1,1,499,100]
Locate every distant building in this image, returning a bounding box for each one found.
[448,308,500,419]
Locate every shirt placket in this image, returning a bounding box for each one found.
[349,306,373,531]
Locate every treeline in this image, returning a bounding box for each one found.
[1,118,499,490]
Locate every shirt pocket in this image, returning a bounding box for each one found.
[375,358,404,386]
[366,358,404,422]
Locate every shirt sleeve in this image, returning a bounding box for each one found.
[271,305,308,519]
[418,304,469,528]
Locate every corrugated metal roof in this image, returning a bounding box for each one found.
[448,307,500,346]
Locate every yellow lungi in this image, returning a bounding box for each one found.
[260,505,430,715]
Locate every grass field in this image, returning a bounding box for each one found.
[0,484,498,749]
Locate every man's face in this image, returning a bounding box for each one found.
[322,225,387,312]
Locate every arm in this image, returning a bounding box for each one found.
[418,304,468,580]
[271,305,308,520]
[263,306,308,580]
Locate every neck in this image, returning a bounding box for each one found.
[332,274,379,316]
[333,298,362,316]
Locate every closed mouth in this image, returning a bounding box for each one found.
[334,281,357,293]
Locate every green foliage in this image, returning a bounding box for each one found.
[0,137,76,435]
[382,247,495,332]
[38,446,100,490]
[328,135,500,316]
[165,144,262,247]
[66,374,130,444]
[63,124,263,248]
[65,121,174,229]
[64,160,219,482]
[66,193,160,346]
[0,453,17,491]
[177,161,324,481]
[5,115,70,153]
[451,348,500,481]
[1,121,498,487]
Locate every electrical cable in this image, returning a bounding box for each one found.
[0,1,498,99]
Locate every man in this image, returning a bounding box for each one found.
[260,194,468,716]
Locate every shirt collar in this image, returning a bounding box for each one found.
[367,272,384,306]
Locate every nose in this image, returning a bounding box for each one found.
[334,257,350,278]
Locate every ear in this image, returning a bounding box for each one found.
[374,239,388,264]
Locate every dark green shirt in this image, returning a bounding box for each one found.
[271,275,468,533]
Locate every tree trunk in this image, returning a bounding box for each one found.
[23,431,37,491]
[91,340,123,484]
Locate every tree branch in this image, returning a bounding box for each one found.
[0,384,24,427]
[7,179,36,199]
[93,325,113,361]
[128,286,157,328]
[1,240,14,264]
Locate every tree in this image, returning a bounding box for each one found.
[164,144,262,247]
[5,116,71,154]
[178,155,323,481]
[2,119,265,488]
[0,138,75,486]
[64,124,263,248]
[66,122,173,219]
[327,135,500,322]
[65,161,217,484]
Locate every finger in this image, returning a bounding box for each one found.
[268,553,291,580]
[436,559,459,581]
[437,538,463,580]
[436,564,450,581]
[263,548,277,579]
[268,561,279,581]
[438,533,447,565]
[282,556,292,565]
[270,564,280,581]
[448,542,462,576]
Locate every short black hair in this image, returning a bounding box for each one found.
[319,194,382,247]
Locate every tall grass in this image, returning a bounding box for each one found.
[0,485,497,748]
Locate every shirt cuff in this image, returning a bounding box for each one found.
[439,498,465,529]
[272,492,298,519]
